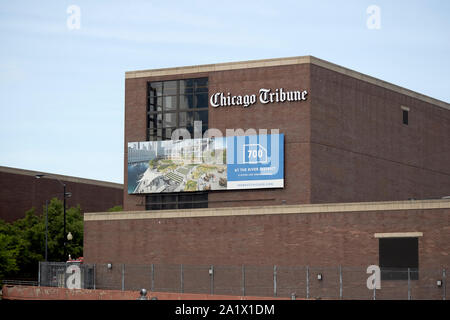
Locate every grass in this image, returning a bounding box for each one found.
[185,180,198,191]
[191,165,220,179]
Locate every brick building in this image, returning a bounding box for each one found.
[83,56,450,297]
[0,166,123,222]
[122,56,450,210]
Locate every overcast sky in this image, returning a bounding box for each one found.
[0,0,449,184]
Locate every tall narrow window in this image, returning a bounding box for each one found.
[144,78,209,210]
[401,106,409,125]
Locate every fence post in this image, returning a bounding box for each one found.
[93,264,96,290]
[242,265,245,297]
[45,200,48,262]
[151,264,155,292]
[443,268,446,301]
[38,261,41,287]
[407,268,411,300]
[306,266,310,299]
[210,265,214,295]
[121,264,125,291]
[339,265,343,299]
[273,265,277,297]
[180,264,184,293]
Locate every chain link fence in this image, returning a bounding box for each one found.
[37,262,447,300]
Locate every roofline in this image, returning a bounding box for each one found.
[0,165,123,190]
[125,55,450,111]
[84,198,450,221]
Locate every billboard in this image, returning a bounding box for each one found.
[127,134,284,194]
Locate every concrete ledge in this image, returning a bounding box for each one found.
[125,56,311,79]
[85,199,450,222]
[374,232,424,238]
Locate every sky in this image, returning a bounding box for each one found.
[0,0,449,184]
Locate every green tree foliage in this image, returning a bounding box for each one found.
[107,205,123,212]
[0,198,83,281]
[0,221,19,280]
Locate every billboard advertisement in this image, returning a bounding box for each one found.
[127,134,284,194]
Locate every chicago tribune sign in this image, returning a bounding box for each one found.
[210,88,308,108]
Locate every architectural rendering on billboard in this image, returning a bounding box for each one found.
[127,134,284,194]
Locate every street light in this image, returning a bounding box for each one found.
[35,173,71,260]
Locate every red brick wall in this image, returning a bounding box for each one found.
[83,208,450,269]
[207,64,311,208]
[123,65,311,210]
[0,170,123,222]
[123,62,450,211]
[124,76,151,211]
[309,64,450,203]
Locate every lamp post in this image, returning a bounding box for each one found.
[45,200,48,261]
[35,173,70,260]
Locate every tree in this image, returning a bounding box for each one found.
[107,205,123,212]
[0,198,84,281]
[0,221,19,280]
[43,198,83,262]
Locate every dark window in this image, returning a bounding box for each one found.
[178,194,193,209]
[151,82,163,96]
[144,78,209,210]
[194,110,208,123]
[162,194,177,210]
[145,192,208,210]
[147,195,161,210]
[163,112,177,128]
[194,77,208,88]
[147,77,208,141]
[163,81,177,95]
[402,110,409,125]
[195,93,209,108]
[178,112,194,127]
[179,95,195,109]
[163,96,177,111]
[192,192,208,208]
[379,237,419,280]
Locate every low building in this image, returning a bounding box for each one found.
[82,56,449,298]
[0,166,123,222]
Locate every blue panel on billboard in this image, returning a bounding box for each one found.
[127,134,284,194]
[226,134,284,190]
